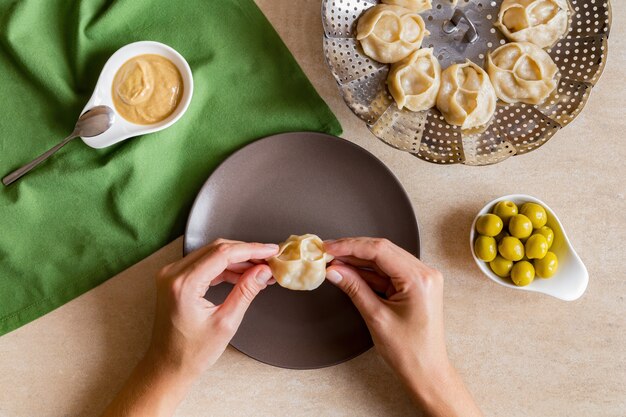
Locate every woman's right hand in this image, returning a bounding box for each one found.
[324,238,482,417]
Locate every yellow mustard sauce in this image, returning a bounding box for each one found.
[112,54,183,125]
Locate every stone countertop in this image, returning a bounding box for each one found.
[0,1,624,416]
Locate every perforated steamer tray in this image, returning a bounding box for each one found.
[322,0,611,165]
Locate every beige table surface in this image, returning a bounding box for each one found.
[1,1,625,416]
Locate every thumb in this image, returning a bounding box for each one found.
[218,264,273,325]
[326,265,381,321]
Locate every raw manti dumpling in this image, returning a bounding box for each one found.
[381,0,432,12]
[436,60,497,129]
[486,42,559,104]
[267,234,334,291]
[495,0,570,49]
[388,48,441,112]
[356,5,429,64]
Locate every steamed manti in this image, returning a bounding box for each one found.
[436,60,497,129]
[387,48,441,112]
[486,42,559,104]
[356,4,429,63]
[381,0,432,12]
[267,234,334,291]
[495,0,570,49]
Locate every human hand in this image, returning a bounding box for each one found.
[102,239,278,417]
[324,238,447,380]
[149,239,279,375]
[324,238,481,417]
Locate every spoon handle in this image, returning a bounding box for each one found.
[2,133,78,186]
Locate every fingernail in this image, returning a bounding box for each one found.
[324,239,336,245]
[326,269,343,284]
[255,269,273,284]
[264,243,279,250]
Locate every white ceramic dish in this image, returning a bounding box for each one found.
[80,41,193,149]
[470,194,588,301]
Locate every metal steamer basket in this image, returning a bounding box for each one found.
[322,0,611,165]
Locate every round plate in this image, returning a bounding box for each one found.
[322,0,611,165]
[184,132,420,369]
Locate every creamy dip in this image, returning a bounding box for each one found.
[112,54,183,125]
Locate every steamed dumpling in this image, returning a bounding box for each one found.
[356,5,429,64]
[267,234,334,291]
[486,42,559,104]
[382,0,432,12]
[495,0,570,48]
[388,48,441,112]
[436,60,497,129]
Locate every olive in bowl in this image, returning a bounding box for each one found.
[469,195,588,301]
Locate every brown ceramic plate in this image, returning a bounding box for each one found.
[184,132,420,369]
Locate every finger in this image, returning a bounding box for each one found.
[188,242,279,290]
[206,262,254,286]
[330,260,389,293]
[218,264,273,325]
[333,256,389,278]
[210,274,278,288]
[325,264,381,320]
[164,239,244,276]
[210,262,278,286]
[183,239,242,266]
[227,261,256,273]
[325,238,426,286]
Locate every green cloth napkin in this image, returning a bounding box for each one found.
[0,0,341,336]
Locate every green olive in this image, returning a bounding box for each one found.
[520,203,548,229]
[498,236,525,261]
[525,234,549,260]
[511,261,535,286]
[489,256,514,278]
[534,226,554,249]
[493,200,518,225]
[508,214,533,239]
[476,214,504,237]
[474,236,497,262]
[534,252,558,278]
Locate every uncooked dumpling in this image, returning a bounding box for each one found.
[436,60,497,129]
[486,42,559,104]
[382,0,432,12]
[267,234,334,291]
[388,48,441,112]
[356,5,429,64]
[495,0,570,49]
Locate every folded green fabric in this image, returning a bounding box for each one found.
[0,0,341,336]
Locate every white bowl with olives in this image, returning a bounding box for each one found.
[470,194,588,301]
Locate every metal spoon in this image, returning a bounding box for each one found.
[2,105,114,186]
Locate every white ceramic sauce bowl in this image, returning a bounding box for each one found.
[81,41,193,148]
[470,194,588,301]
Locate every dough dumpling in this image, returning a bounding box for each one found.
[486,42,558,104]
[382,0,432,12]
[356,5,429,64]
[388,48,441,112]
[495,0,570,48]
[436,60,497,129]
[268,234,334,291]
